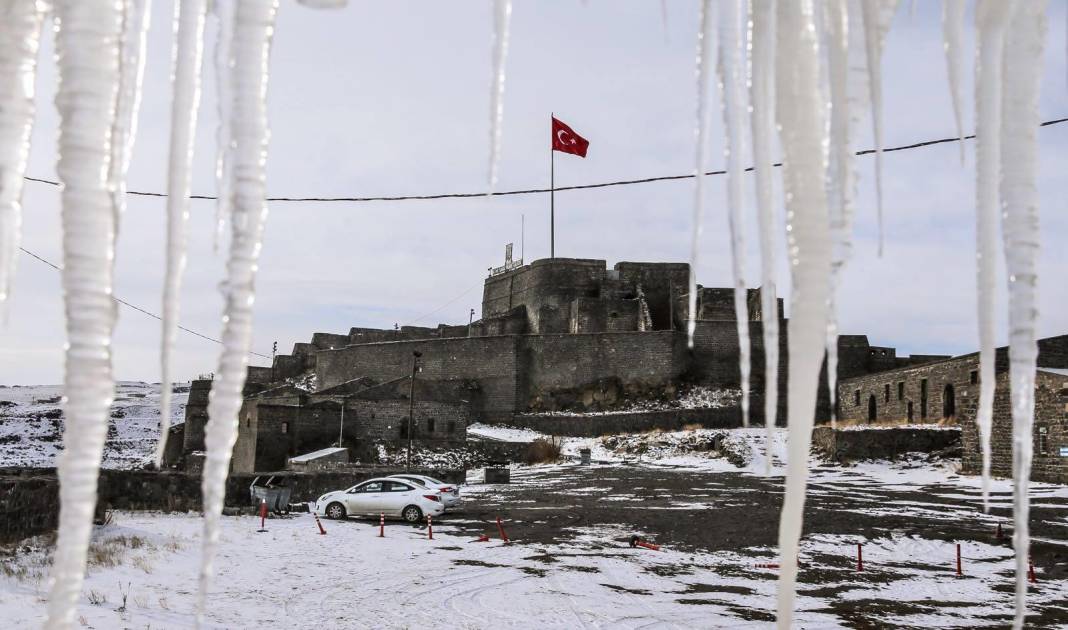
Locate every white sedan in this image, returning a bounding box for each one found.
[315,477,445,523]
[387,474,462,511]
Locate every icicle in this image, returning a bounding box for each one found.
[687,0,715,350]
[1000,4,1046,627]
[749,0,778,471]
[0,0,45,310]
[156,0,210,468]
[823,0,853,429]
[108,0,152,230]
[487,0,511,191]
[942,0,965,163]
[859,0,899,256]
[195,1,279,625]
[773,1,832,627]
[716,0,751,427]
[974,0,1015,515]
[44,2,126,627]
[212,0,235,251]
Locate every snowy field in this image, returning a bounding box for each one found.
[2,454,1067,628]
[0,382,188,469]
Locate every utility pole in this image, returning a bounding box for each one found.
[337,398,345,447]
[405,350,422,471]
[468,308,475,337]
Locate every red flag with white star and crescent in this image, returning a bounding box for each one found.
[551,117,589,157]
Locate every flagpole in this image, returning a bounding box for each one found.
[550,112,555,259]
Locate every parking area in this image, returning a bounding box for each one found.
[2,459,1067,628]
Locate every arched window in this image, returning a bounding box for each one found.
[867,395,877,422]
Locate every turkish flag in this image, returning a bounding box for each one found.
[552,117,589,157]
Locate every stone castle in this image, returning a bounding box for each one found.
[172,256,1068,483]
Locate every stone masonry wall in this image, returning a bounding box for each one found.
[812,426,962,463]
[961,370,1068,484]
[316,336,519,423]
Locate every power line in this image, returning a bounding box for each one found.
[18,247,273,360]
[21,116,1068,204]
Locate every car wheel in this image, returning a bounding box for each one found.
[325,502,346,520]
[402,505,423,523]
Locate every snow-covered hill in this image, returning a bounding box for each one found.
[0,382,188,470]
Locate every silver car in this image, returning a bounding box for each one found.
[315,477,445,523]
[387,474,462,511]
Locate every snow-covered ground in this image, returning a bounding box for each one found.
[1,457,1066,628]
[525,386,741,416]
[0,382,188,469]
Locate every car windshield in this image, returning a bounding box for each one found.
[423,476,445,486]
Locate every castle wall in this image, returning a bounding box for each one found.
[316,336,519,423]
[482,258,607,332]
[511,407,739,437]
[837,354,980,424]
[613,262,690,330]
[517,331,687,412]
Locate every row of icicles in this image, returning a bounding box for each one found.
[0,1,1049,628]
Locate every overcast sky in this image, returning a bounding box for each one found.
[1,1,1066,385]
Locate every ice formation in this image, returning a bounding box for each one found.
[859,0,899,255]
[211,0,235,250]
[942,0,966,161]
[488,0,511,190]
[195,1,279,624]
[748,0,778,468]
[45,2,128,627]
[717,0,751,427]
[108,0,152,226]
[1000,3,1046,626]
[0,0,44,309]
[974,0,1014,514]
[772,1,832,626]
[823,0,850,428]
[157,0,210,468]
[687,0,715,350]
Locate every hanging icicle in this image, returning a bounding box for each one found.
[488,0,512,191]
[974,0,1015,515]
[212,0,236,251]
[108,0,152,229]
[44,1,126,627]
[1000,3,1046,627]
[156,0,210,468]
[859,0,899,256]
[773,0,833,627]
[942,0,966,162]
[824,0,851,429]
[749,0,778,468]
[195,0,280,625]
[688,0,715,350]
[717,0,751,426]
[0,0,45,310]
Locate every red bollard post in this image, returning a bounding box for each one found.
[313,511,327,535]
[427,514,434,540]
[379,513,385,538]
[857,544,863,572]
[257,499,268,533]
[956,543,962,576]
[1028,557,1037,583]
[496,516,510,543]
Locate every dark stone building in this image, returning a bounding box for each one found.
[837,336,1068,484]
